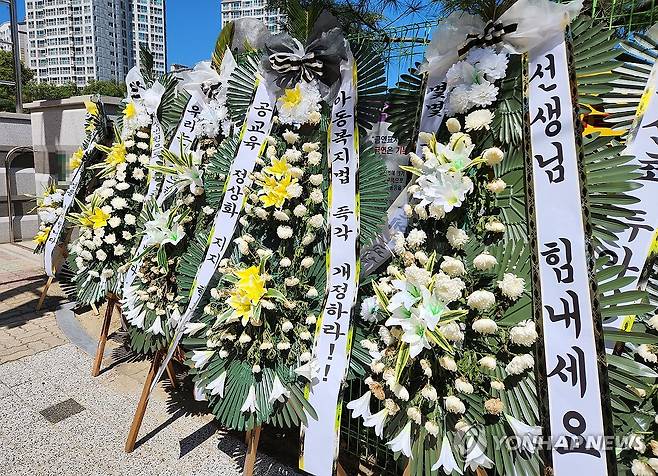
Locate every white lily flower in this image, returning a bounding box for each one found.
[387,279,420,312]
[191,350,215,369]
[294,358,320,382]
[432,435,463,474]
[346,391,372,419]
[184,322,207,335]
[193,381,207,401]
[147,316,164,335]
[505,414,542,454]
[268,374,291,404]
[387,421,413,457]
[206,371,227,397]
[464,440,494,472]
[363,408,388,437]
[400,313,431,358]
[240,385,259,413]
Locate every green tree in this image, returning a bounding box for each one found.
[81,80,126,97]
[23,81,78,102]
[0,49,34,112]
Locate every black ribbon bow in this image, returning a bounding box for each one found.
[261,15,347,97]
[458,20,519,57]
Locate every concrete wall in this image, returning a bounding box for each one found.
[0,95,122,243]
[0,112,35,243]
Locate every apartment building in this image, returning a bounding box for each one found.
[24,0,166,86]
[220,0,283,33]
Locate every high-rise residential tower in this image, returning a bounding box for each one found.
[0,21,29,62]
[220,0,283,33]
[24,0,166,86]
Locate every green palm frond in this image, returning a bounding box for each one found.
[359,140,388,248]
[139,45,156,86]
[352,41,387,133]
[571,17,622,111]
[212,22,235,72]
[226,54,260,125]
[282,0,323,42]
[386,65,424,153]
[204,136,239,208]
[158,73,191,141]
[602,29,658,132]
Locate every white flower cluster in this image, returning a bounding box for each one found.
[276,81,322,126]
[445,46,509,115]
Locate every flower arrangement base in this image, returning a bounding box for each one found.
[124,349,178,452]
[243,425,261,476]
[91,293,121,377]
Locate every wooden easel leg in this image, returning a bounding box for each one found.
[125,351,163,453]
[403,462,411,476]
[336,463,348,476]
[243,425,261,476]
[90,302,100,316]
[91,296,116,377]
[476,468,488,476]
[165,361,178,389]
[36,276,54,311]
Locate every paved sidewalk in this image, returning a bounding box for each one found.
[0,243,68,364]
[0,344,298,476]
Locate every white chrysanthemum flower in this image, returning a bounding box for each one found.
[477,49,509,80]
[631,460,655,476]
[438,322,464,342]
[486,178,506,194]
[485,220,506,233]
[277,226,293,239]
[301,233,315,246]
[479,355,497,370]
[301,257,314,268]
[455,378,474,394]
[440,256,465,277]
[95,249,107,261]
[104,233,116,245]
[470,81,498,107]
[444,395,466,414]
[473,251,497,271]
[273,210,289,221]
[404,265,432,288]
[110,197,127,209]
[472,318,498,334]
[464,109,494,131]
[309,189,323,203]
[279,257,291,268]
[485,398,504,415]
[439,356,458,372]
[446,225,468,249]
[467,290,496,311]
[132,193,144,203]
[309,174,323,186]
[483,147,504,166]
[414,170,473,213]
[447,84,471,114]
[293,204,307,217]
[505,354,535,375]
[406,228,427,248]
[491,380,505,391]
[434,273,465,303]
[132,168,145,180]
[308,214,324,228]
[498,273,525,300]
[124,213,136,225]
[282,130,299,144]
[277,81,322,125]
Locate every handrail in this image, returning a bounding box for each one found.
[4,146,34,243]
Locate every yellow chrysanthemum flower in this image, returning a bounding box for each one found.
[260,174,294,208]
[123,101,137,119]
[279,84,303,111]
[263,158,291,178]
[33,227,51,244]
[70,147,84,170]
[105,141,127,167]
[84,100,99,117]
[80,207,110,229]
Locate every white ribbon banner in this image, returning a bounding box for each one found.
[360,71,447,276]
[605,61,658,330]
[300,61,360,476]
[149,79,275,392]
[528,37,611,474]
[44,135,98,277]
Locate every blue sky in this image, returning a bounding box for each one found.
[0,0,222,68]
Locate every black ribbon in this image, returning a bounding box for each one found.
[261,20,347,94]
[457,21,518,57]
